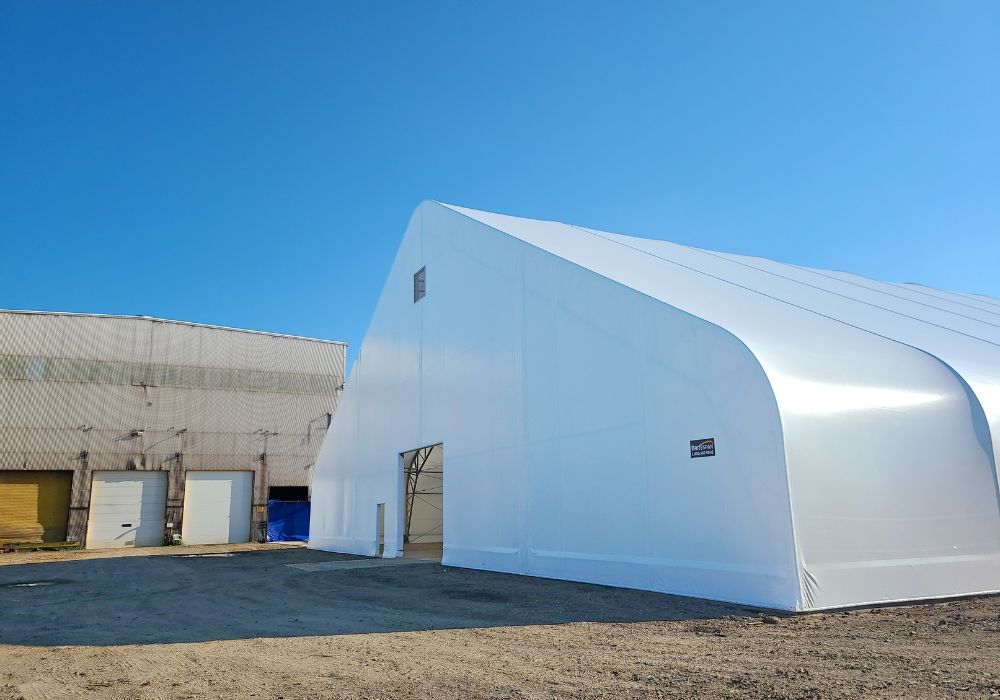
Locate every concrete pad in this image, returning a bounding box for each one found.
[286,558,435,571]
[0,547,750,646]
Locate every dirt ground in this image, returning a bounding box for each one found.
[1,545,998,699]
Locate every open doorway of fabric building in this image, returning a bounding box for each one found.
[400,444,443,560]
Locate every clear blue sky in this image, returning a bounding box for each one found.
[1,2,997,370]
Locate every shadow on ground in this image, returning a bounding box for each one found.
[0,548,758,646]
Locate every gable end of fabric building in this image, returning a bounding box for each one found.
[310,201,1000,612]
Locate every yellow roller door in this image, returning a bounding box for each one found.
[0,471,72,543]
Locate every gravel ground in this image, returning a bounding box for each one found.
[1,545,997,699]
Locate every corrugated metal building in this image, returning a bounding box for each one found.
[0,310,345,548]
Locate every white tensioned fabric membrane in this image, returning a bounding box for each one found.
[310,201,1000,611]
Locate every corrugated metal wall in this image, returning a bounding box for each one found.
[0,311,345,544]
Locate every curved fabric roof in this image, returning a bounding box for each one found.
[311,200,1000,610]
[442,203,1000,473]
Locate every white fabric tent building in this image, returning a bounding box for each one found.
[310,201,1000,612]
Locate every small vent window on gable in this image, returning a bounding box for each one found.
[413,266,426,303]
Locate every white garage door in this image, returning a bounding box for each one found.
[182,471,253,545]
[86,471,168,549]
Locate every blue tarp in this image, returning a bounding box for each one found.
[267,500,310,542]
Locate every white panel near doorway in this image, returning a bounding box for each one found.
[87,471,167,549]
[181,471,253,545]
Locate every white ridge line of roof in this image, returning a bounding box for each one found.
[650,235,1000,332]
[897,282,1000,310]
[437,204,1000,348]
[440,202,999,313]
[685,243,1000,324]
[786,266,1000,323]
[0,309,347,346]
[442,205,926,351]
[564,223,1000,350]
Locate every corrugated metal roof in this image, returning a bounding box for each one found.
[0,309,347,346]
